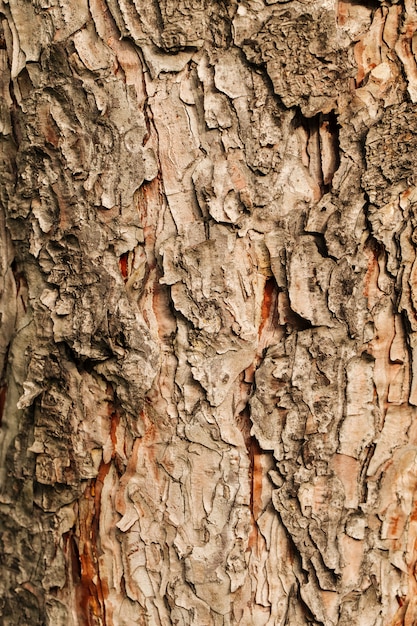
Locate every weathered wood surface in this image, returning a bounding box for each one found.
[1,0,417,624]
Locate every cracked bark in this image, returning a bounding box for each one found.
[1,0,417,624]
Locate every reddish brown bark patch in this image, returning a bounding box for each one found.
[75,462,111,625]
[118,253,129,281]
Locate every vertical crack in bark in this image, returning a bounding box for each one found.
[78,472,109,626]
[294,110,341,199]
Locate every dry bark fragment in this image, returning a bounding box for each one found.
[1,1,417,625]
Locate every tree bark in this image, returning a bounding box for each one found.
[1,0,417,624]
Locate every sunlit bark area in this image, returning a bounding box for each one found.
[1,0,417,624]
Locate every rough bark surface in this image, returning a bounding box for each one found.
[1,0,417,624]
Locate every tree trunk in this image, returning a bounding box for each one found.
[1,0,417,624]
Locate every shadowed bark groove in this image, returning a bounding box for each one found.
[1,0,417,625]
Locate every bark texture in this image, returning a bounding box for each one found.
[1,0,417,624]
